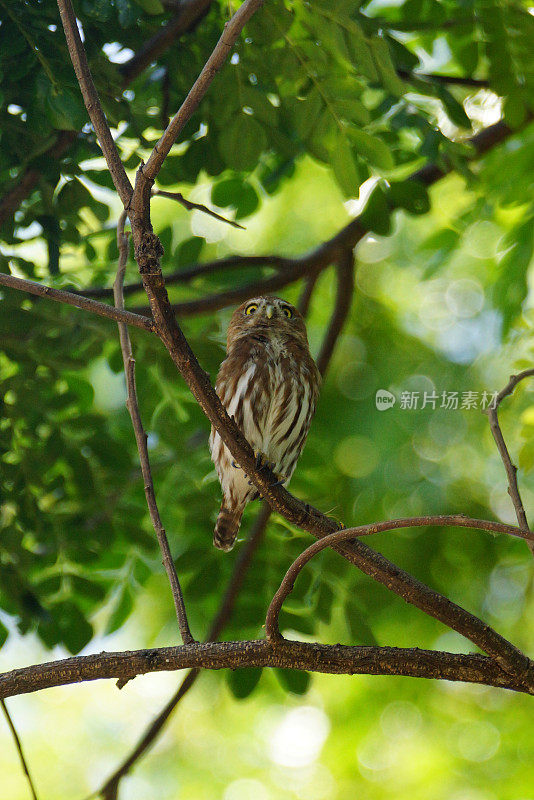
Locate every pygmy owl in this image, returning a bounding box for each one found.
[209,296,321,551]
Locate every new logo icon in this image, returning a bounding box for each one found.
[375,389,396,411]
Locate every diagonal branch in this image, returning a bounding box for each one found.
[265,515,534,643]
[486,368,534,554]
[1,699,39,800]
[113,212,195,645]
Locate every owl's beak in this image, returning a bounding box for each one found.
[265,305,274,319]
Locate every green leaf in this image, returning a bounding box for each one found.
[211,179,260,219]
[0,620,8,649]
[133,0,164,14]
[106,586,134,634]
[275,668,311,695]
[331,130,361,198]
[388,181,430,215]
[359,183,391,235]
[218,116,268,172]
[437,86,471,129]
[493,214,534,335]
[371,37,405,97]
[174,236,204,264]
[247,0,294,44]
[348,128,394,170]
[45,88,87,131]
[227,667,263,699]
[52,600,93,654]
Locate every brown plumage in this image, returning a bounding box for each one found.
[209,296,321,551]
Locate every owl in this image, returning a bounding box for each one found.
[209,296,321,551]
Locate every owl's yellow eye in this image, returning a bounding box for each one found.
[282,306,293,319]
[244,303,258,315]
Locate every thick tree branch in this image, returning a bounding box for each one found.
[1,699,39,800]
[1,641,533,699]
[265,516,534,643]
[114,213,195,645]
[0,272,155,332]
[487,369,534,555]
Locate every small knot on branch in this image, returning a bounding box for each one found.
[135,231,165,275]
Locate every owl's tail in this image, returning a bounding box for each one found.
[213,500,245,552]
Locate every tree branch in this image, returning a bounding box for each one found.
[265,516,534,643]
[119,0,213,85]
[486,368,534,555]
[1,699,39,800]
[1,640,533,699]
[57,0,133,207]
[113,213,194,645]
[0,272,155,332]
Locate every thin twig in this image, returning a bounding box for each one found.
[1,699,39,800]
[113,212,195,644]
[0,272,154,332]
[265,515,534,642]
[153,189,245,229]
[486,369,534,554]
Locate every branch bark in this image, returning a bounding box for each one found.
[1,640,532,699]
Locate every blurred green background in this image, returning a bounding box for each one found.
[1,0,533,797]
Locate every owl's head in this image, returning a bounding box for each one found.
[226,296,309,350]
